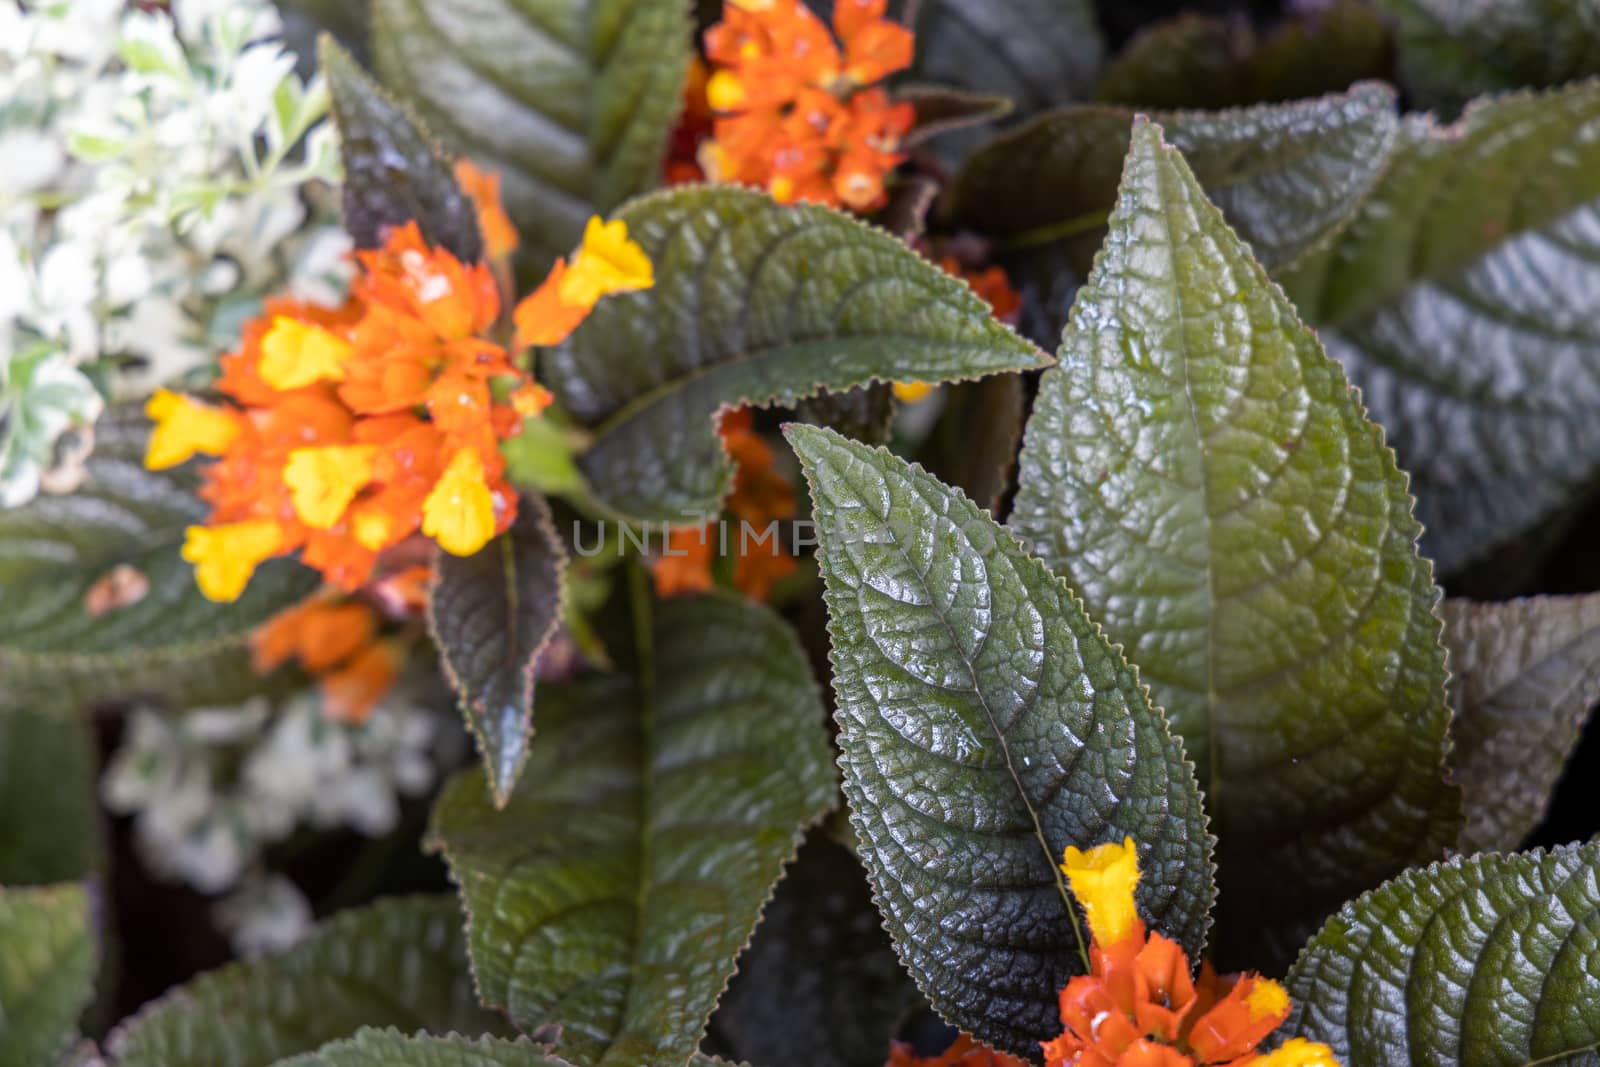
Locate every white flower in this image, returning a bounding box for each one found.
[213,874,313,957]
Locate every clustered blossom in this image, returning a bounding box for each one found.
[891,839,1340,1067]
[1,0,345,507]
[701,0,916,211]
[145,191,653,602]
[252,592,412,724]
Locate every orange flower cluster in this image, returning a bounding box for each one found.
[888,1035,1028,1067]
[146,174,653,603]
[652,408,798,601]
[702,0,915,211]
[252,595,400,724]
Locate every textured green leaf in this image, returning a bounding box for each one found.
[321,35,482,261]
[948,83,1399,277]
[1010,119,1458,969]
[707,836,923,1067]
[0,706,99,887]
[1441,595,1600,855]
[278,1031,573,1067]
[1285,840,1600,1066]
[543,186,1050,522]
[371,0,691,271]
[0,884,94,1067]
[429,593,837,1067]
[429,492,567,807]
[1281,82,1600,575]
[1373,0,1600,114]
[107,896,503,1067]
[786,424,1214,1057]
[1096,4,1391,110]
[0,408,318,707]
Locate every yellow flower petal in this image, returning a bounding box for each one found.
[706,69,747,111]
[892,381,935,403]
[259,317,353,390]
[144,389,239,470]
[557,217,655,309]
[1246,978,1292,1022]
[1249,1038,1343,1067]
[422,448,496,556]
[283,445,377,529]
[1060,836,1141,948]
[769,175,796,203]
[181,521,282,602]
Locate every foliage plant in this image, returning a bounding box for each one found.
[3,1,1600,1066]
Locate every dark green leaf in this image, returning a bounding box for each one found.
[0,408,318,708]
[795,386,896,448]
[905,0,1102,119]
[1285,840,1600,1066]
[0,706,99,887]
[898,85,1014,148]
[106,896,503,1067]
[1010,119,1458,970]
[321,35,482,261]
[278,1031,574,1067]
[371,0,691,270]
[0,884,94,1067]
[786,423,1214,1057]
[1374,0,1600,114]
[1441,595,1600,855]
[544,186,1050,522]
[1281,82,1600,575]
[429,593,837,1067]
[1096,4,1391,110]
[947,82,1399,277]
[923,373,1028,516]
[707,836,923,1067]
[429,492,567,807]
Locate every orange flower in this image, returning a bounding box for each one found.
[251,595,398,724]
[889,1034,1029,1067]
[701,0,915,211]
[653,524,717,597]
[455,159,519,261]
[665,56,714,184]
[155,199,651,601]
[321,642,400,724]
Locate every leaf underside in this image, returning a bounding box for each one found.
[542,185,1050,522]
[1010,119,1458,970]
[105,896,504,1067]
[429,593,838,1067]
[1281,81,1600,575]
[788,424,1214,1059]
[0,884,94,1067]
[1285,840,1600,1066]
[429,492,567,806]
[0,408,317,707]
[1440,594,1600,855]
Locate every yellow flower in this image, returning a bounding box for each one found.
[259,317,353,390]
[1250,1038,1343,1067]
[283,445,378,529]
[144,389,239,470]
[558,217,655,308]
[707,69,747,111]
[423,448,496,555]
[893,381,935,403]
[1060,836,1141,948]
[1247,979,1292,1022]
[182,521,282,602]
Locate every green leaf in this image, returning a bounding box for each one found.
[1373,0,1600,114]
[707,836,923,1067]
[1280,82,1600,575]
[0,408,318,708]
[795,386,896,448]
[1096,4,1391,110]
[785,424,1214,1057]
[923,373,1028,517]
[278,1031,573,1067]
[897,85,1014,148]
[947,82,1400,278]
[0,706,100,887]
[321,35,483,261]
[544,186,1050,522]
[370,0,691,271]
[0,884,94,1067]
[1009,119,1458,969]
[905,0,1103,119]
[1285,840,1600,1066]
[428,592,837,1067]
[1441,594,1600,855]
[106,896,504,1067]
[429,492,567,807]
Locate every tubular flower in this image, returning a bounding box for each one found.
[252,595,398,724]
[153,185,653,601]
[702,0,915,211]
[455,159,520,262]
[888,1034,1030,1067]
[1038,837,1343,1067]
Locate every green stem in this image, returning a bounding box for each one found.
[995,208,1112,251]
